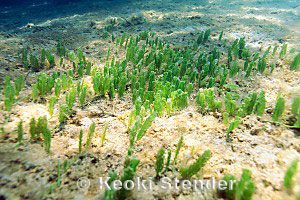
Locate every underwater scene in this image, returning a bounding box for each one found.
[0,0,299,199]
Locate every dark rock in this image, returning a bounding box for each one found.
[24,162,36,171]
[0,193,7,200]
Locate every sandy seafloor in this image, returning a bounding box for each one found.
[0,0,300,199]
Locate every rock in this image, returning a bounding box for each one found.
[26,23,35,28]
[250,128,261,135]
[167,30,173,34]
[0,175,12,186]
[89,21,96,28]
[24,162,36,171]
[0,193,8,200]
[252,147,277,169]
[127,13,146,26]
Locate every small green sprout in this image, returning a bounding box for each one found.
[254,91,266,117]
[165,149,172,171]
[116,157,140,200]
[217,174,237,200]
[36,116,47,140]
[79,85,87,108]
[14,75,25,96]
[129,112,156,147]
[284,159,299,194]
[40,49,46,66]
[42,126,51,153]
[257,58,267,74]
[290,53,300,71]
[65,87,77,110]
[30,54,40,71]
[279,44,288,59]
[196,91,206,110]
[85,122,96,151]
[226,116,240,142]
[155,147,165,177]
[79,129,83,154]
[101,123,108,147]
[58,104,69,124]
[55,79,62,98]
[46,51,55,68]
[236,169,255,200]
[57,160,62,187]
[230,61,240,77]
[21,48,29,69]
[223,112,229,126]
[218,169,255,200]
[173,136,184,165]
[290,96,300,128]
[17,120,24,146]
[240,92,257,116]
[272,95,285,122]
[136,112,156,140]
[219,31,224,41]
[32,84,39,102]
[272,45,278,57]
[3,77,15,111]
[29,118,37,141]
[180,150,211,179]
[48,96,57,116]
[225,92,237,116]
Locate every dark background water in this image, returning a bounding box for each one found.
[0,0,125,31]
[1,0,84,7]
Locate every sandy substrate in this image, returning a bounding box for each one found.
[0,0,300,199]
